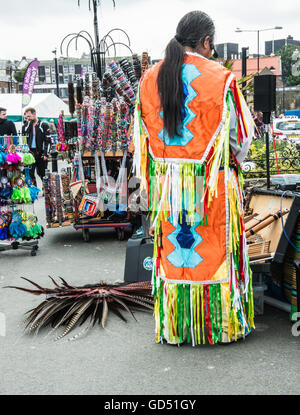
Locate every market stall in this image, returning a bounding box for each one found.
[0,93,71,134]
[44,53,149,241]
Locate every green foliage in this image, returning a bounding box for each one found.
[221,58,254,94]
[244,138,300,178]
[222,59,233,70]
[276,44,300,86]
[13,66,28,83]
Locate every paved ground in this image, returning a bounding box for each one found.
[1,163,300,395]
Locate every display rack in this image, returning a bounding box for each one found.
[0,135,44,256]
[44,55,144,241]
[73,150,132,241]
[0,240,39,256]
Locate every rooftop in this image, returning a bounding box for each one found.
[231,55,282,80]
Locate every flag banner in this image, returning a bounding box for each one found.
[22,59,40,108]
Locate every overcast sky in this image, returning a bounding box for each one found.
[1,0,300,62]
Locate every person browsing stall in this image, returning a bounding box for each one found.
[0,107,17,136]
[22,107,51,186]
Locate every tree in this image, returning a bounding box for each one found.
[13,66,28,84]
[276,44,300,86]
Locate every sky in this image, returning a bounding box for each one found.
[1,0,300,63]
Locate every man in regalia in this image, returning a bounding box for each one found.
[133,11,255,345]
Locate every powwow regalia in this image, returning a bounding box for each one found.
[133,51,255,345]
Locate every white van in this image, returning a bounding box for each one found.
[272,117,300,143]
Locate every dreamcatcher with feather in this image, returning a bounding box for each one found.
[6,278,153,341]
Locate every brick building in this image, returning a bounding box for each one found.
[0,60,19,93]
[34,56,93,99]
[230,55,283,86]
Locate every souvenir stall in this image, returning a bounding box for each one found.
[50,112,78,165]
[54,83,79,163]
[0,135,44,256]
[44,53,149,241]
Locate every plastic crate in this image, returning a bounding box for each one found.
[253,284,267,316]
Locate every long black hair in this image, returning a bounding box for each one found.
[157,11,215,138]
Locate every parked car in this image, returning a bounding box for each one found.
[272,116,300,143]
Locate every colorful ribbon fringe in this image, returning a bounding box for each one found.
[133,74,255,345]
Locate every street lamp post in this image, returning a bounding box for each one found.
[91,0,102,80]
[52,48,60,98]
[235,26,283,75]
[76,0,117,80]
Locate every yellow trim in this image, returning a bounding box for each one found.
[210,260,228,282]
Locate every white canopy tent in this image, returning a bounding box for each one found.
[0,93,71,133]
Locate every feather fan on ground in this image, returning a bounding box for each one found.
[5,278,153,341]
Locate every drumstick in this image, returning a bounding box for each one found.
[245,210,277,232]
[246,209,289,238]
[249,253,274,261]
[244,213,258,224]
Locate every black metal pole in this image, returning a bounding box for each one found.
[241,47,248,98]
[257,30,260,74]
[264,119,271,189]
[54,57,60,97]
[282,79,285,113]
[92,0,102,79]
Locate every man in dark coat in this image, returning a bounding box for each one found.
[0,107,17,136]
[22,107,51,186]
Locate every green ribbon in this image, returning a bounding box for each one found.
[217,284,223,342]
[159,280,164,339]
[148,155,155,211]
[192,286,197,345]
[177,284,183,343]
[209,285,218,344]
[184,284,191,344]
[200,286,205,344]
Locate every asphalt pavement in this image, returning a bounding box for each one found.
[0,162,299,395]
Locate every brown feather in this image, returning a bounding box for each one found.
[48,276,63,290]
[109,304,127,323]
[55,299,93,341]
[4,286,44,296]
[110,295,137,321]
[20,277,51,292]
[101,298,108,328]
